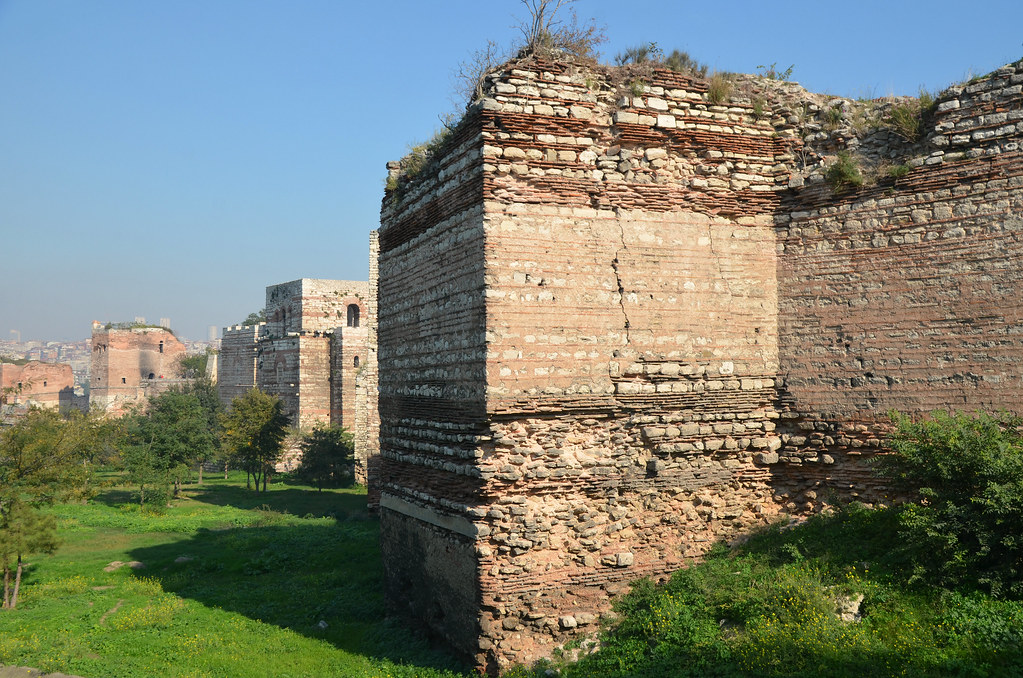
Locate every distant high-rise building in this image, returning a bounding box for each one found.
[159,317,171,329]
[207,325,218,342]
[134,316,146,325]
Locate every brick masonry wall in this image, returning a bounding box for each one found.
[218,324,263,407]
[0,361,74,409]
[378,114,488,643]
[377,57,1023,672]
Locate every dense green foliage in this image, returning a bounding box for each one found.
[296,426,355,491]
[0,474,467,677]
[178,377,224,483]
[178,350,216,379]
[121,391,217,505]
[879,410,1023,597]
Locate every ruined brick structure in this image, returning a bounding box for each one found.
[89,322,187,415]
[0,361,75,410]
[219,278,370,433]
[376,56,1023,671]
[218,323,265,407]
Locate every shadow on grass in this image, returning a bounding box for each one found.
[91,488,136,506]
[129,520,468,674]
[186,482,369,520]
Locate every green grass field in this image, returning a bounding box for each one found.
[0,472,469,678]
[6,473,1023,678]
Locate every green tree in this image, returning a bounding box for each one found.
[241,309,266,326]
[121,391,216,505]
[0,409,107,609]
[178,377,224,483]
[221,389,289,492]
[297,426,355,491]
[1,500,58,609]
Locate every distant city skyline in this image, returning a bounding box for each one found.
[2,0,1021,342]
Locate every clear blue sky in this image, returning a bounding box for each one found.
[2,0,1020,342]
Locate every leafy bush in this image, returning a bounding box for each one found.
[887,164,911,180]
[825,151,864,191]
[878,411,1023,597]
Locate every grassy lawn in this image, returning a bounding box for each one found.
[0,472,469,678]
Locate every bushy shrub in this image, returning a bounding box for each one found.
[706,72,732,105]
[296,426,355,491]
[825,151,864,191]
[878,411,1023,597]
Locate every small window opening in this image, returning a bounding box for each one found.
[121,377,126,384]
[347,304,360,328]
[159,341,164,353]
[17,382,22,389]
[148,372,155,379]
[43,380,47,387]
[354,356,360,367]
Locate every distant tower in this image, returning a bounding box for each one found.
[134,316,146,324]
[159,317,171,329]
[207,325,218,341]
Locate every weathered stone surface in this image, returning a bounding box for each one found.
[377,56,1023,674]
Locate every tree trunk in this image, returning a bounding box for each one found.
[10,555,22,609]
[262,471,268,493]
[224,460,229,480]
[198,463,204,485]
[2,564,10,608]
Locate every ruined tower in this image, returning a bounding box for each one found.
[89,322,187,414]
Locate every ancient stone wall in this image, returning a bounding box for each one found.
[218,324,263,407]
[377,110,488,643]
[378,57,1023,672]
[0,361,74,409]
[89,323,186,415]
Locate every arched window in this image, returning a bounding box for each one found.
[346,304,360,328]
[148,372,155,380]
[353,356,360,367]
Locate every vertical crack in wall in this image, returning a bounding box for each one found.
[612,217,632,346]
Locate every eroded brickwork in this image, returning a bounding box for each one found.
[378,57,1023,671]
[0,361,74,410]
